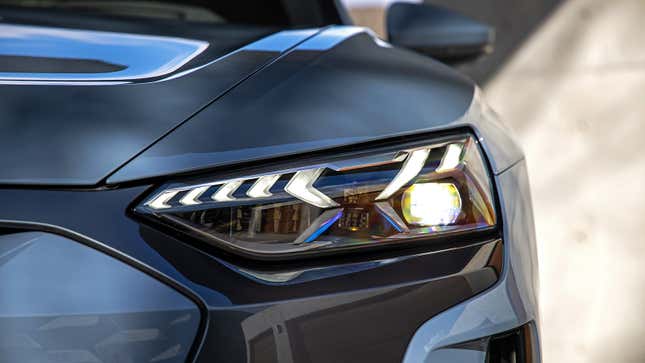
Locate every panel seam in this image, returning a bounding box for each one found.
[99,27,330,187]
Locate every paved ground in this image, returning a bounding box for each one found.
[346,0,645,361]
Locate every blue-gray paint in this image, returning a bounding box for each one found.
[0,28,314,185]
[242,29,319,52]
[0,23,208,82]
[107,28,524,184]
[0,232,200,363]
[402,160,541,362]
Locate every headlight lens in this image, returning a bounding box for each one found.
[136,134,496,258]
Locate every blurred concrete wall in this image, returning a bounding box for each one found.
[344,0,645,362]
[486,1,645,361]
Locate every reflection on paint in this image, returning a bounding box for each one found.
[0,23,208,81]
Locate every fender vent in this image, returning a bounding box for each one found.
[487,323,540,363]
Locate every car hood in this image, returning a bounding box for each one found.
[108,27,483,184]
[0,20,317,185]
[0,21,483,186]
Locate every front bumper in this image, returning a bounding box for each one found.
[403,159,541,362]
[0,157,538,363]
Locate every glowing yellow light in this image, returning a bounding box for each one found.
[401,183,461,226]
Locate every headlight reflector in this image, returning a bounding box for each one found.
[401,182,462,226]
[136,134,496,258]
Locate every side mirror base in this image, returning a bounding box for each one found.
[386,2,494,64]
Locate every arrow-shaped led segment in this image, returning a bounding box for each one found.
[247,174,281,198]
[376,148,431,201]
[137,135,496,257]
[212,180,243,202]
[146,190,179,210]
[436,143,464,172]
[285,168,339,208]
[179,185,209,206]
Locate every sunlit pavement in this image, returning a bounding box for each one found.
[485,0,645,361]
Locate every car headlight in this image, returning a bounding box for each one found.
[135,133,496,259]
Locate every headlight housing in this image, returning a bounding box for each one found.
[136,133,496,259]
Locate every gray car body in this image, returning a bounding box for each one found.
[0,20,539,363]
